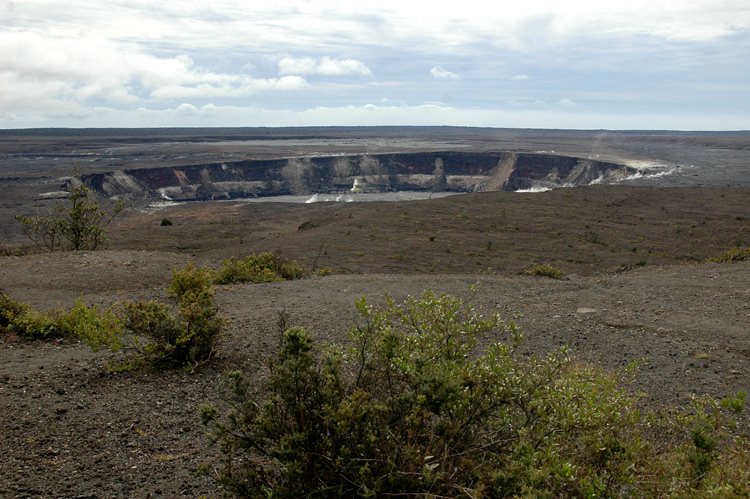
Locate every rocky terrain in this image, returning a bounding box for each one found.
[3,127,750,245]
[79,151,634,202]
[0,127,749,498]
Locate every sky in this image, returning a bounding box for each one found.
[1,0,749,130]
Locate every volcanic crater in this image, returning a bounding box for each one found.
[79,151,636,203]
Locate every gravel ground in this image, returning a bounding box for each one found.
[1,249,748,498]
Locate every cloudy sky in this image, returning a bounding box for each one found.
[2,0,749,130]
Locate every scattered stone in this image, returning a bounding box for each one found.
[576,307,598,314]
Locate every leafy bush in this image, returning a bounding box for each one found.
[57,298,120,343]
[201,290,748,498]
[1,293,118,342]
[519,263,564,278]
[2,263,225,370]
[0,292,56,339]
[0,246,27,257]
[315,266,333,277]
[199,290,745,498]
[15,173,124,252]
[214,252,307,285]
[636,392,749,497]
[703,246,750,263]
[79,263,227,370]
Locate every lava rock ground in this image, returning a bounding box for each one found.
[1,186,749,498]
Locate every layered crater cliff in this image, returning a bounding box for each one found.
[80,151,636,202]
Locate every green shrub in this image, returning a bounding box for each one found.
[703,246,750,263]
[167,262,213,299]
[0,292,56,339]
[160,217,173,226]
[0,246,27,257]
[639,392,749,496]
[519,263,564,279]
[80,263,227,370]
[1,292,29,336]
[128,263,224,369]
[57,298,120,344]
[201,290,748,498]
[214,252,307,285]
[2,264,225,370]
[1,293,118,342]
[315,266,333,277]
[203,290,680,498]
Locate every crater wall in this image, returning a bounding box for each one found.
[80,151,636,201]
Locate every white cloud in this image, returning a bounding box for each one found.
[2,1,749,130]
[430,66,460,80]
[506,99,548,108]
[317,57,371,76]
[8,101,743,131]
[149,76,307,100]
[6,2,750,58]
[278,56,371,76]
[175,103,200,114]
[278,57,318,75]
[0,31,309,119]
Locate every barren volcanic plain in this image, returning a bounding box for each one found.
[1,127,749,498]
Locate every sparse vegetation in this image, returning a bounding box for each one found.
[0,292,57,340]
[391,251,408,261]
[85,263,227,370]
[214,252,307,285]
[0,292,118,342]
[1,264,227,371]
[580,229,608,245]
[519,263,564,278]
[200,291,748,498]
[703,246,750,263]
[2,133,750,497]
[15,173,124,252]
[0,246,27,257]
[315,266,333,276]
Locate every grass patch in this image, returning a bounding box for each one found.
[214,252,307,285]
[519,263,564,279]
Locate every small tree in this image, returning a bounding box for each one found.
[15,173,124,251]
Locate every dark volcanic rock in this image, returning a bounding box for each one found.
[80,151,635,202]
